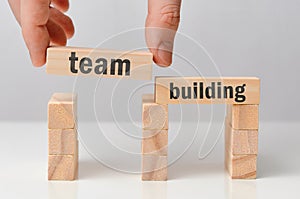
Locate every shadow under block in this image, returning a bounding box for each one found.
[142,129,168,156]
[155,77,260,104]
[227,104,259,130]
[48,93,77,129]
[46,46,153,80]
[142,94,168,130]
[48,129,78,155]
[142,155,168,181]
[225,122,258,155]
[48,154,78,180]
[225,150,257,179]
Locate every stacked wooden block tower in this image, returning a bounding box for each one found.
[225,104,259,179]
[141,77,260,181]
[142,94,168,181]
[48,93,78,180]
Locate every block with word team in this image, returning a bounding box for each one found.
[46,47,153,80]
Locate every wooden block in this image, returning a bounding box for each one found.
[48,93,77,129]
[225,150,257,179]
[142,94,168,130]
[142,155,167,181]
[225,121,258,155]
[46,46,153,80]
[142,129,168,156]
[227,104,259,130]
[48,129,78,155]
[155,77,260,104]
[48,154,78,180]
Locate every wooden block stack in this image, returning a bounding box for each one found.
[225,104,259,179]
[48,93,78,180]
[142,94,168,181]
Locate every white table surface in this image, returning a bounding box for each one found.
[0,121,299,199]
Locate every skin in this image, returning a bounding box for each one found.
[8,0,181,66]
[8,0,181,67]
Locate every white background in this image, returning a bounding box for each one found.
[1,0,300,122]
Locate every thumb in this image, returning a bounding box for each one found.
[145,0,181,67]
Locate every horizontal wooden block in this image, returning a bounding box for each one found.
[227,104,259,130]
[155,77,260,104]
[48,129,78,155]
[142,129,168,155]
[225,121,258,155]
[48,154,78,181]
[225,150,257,179]
[142,94,168,130]
[142,155,168,181]
[46,46,153,80]
[48,93,77,129]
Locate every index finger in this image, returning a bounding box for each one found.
[21,0,50,66]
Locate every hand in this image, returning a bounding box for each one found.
[146,0,182,67]
[8,0,74,66]
[8,0,181,67]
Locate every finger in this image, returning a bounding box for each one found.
[21,0,50,67]
[51,0,69,12]
[47,19,67,46]
[49,7,74,38]
[146,0,181,67]
[8,0,21,24]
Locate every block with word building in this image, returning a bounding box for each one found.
[155,77,260,104]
